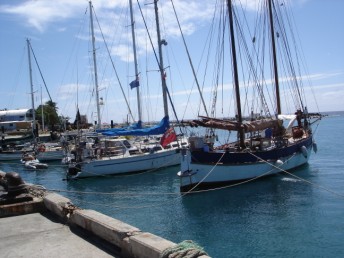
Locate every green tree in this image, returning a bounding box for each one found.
[35,100,60,131]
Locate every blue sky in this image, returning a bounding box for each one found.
[0,0,343,125]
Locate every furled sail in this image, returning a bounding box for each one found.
[99,116,169,136]
[189,116,280,133]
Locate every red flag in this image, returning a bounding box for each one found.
[160,128,177,148]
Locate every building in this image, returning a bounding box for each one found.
[0,109,34,132]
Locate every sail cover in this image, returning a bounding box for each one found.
[99,116,169,136]
[97,120,142,133]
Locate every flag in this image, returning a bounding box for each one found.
[130,80,140,89]
[160,127,177,148]
[162,72,167,81]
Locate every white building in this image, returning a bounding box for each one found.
[0,109,34,131]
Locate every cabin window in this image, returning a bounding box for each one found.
[123,140,131,148]
[153,146,162,151]
[260,139,271,149]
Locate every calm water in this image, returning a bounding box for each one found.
[1,115,344,257]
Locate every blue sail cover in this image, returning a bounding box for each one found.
[97,120,142,133]
[99,116,169,136]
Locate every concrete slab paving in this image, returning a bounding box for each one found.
[0,212,120,258]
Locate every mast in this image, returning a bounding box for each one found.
[268,0,281,115]
[89,1,101,128]
[26,39,37,140]
[129,0,142,122]
[153,0,169,118]
[226,0,245,149]
[41,85,44,131]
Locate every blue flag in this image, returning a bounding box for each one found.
[130,80,140,89]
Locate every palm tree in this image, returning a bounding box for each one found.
[35,100,59,131]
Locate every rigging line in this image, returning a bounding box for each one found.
[181,151,226,196]
[281,3,310,111]
[281,7,306,104]
[277,28,300,111]
[179,149,298,195]
[197,3,216,119]
[273,2,304,110]
[62,151,228,207]
[278,3,307,107]
[57,151,291,209]
[65,158,218,210]
[286,5,320,113]
[210,7,225,119]
[58,6,88,115]
[64,179,191,212]
[182,161,282,194]
[136,0,180,126]
[170,0,209,117]
[93,7,136,123]
[187,144,314,194]
[46,188,179,196]
[66,195,177,210]
[256,3,267,115]
[233,4,261,116]
[248,151,344,199]
[233,7,271,118]
[28,44,52,102]
[237,0,256,114]
[272,10,297,116]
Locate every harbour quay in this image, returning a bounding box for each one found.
[0,171,209,258]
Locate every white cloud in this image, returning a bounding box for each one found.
[0,0,127,32]
[57,83,89,100]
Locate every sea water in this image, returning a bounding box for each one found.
[1,114,344,257]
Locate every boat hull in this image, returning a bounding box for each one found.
[178,137,313,192]
[36,150,65,161]
[0,152,24,161]
[67,148,181,178]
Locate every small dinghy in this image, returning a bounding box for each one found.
[24,160,49,170]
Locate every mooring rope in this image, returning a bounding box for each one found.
[23,146,344,212]
[180,150,297,195]
[248,151,344,199]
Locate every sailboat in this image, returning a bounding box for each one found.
[0,39,38,161]
[66,0,187,179]
[178,0,321,192]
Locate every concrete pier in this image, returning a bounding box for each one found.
[0,212,118,257]
[0,173,210,258]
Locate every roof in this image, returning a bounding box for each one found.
[0,109,31,117]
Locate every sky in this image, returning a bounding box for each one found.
[0,0,343,125]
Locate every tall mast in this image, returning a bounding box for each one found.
[129,0,142,122]
[26,39,36,139]
[226,0,245,148]
[268,0,281,115]
[89,1,101,128]
[153,0,169,118]
[41,85,44,131]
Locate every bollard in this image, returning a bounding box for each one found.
[5,172,28,197]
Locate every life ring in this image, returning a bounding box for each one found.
[38,145,46,152]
